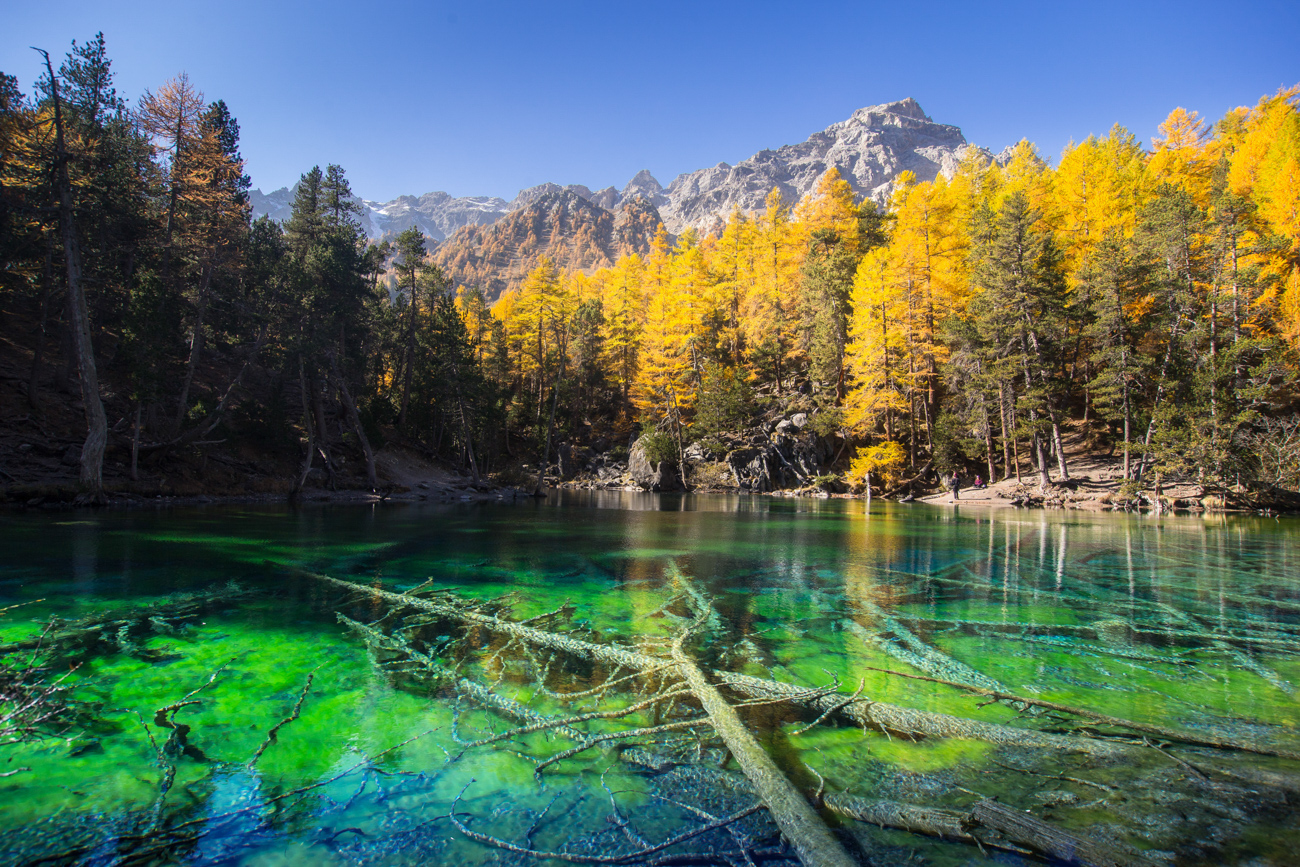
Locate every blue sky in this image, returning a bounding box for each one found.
[4,0,1297,202]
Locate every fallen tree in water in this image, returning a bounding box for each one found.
[298,565,1300,867]
[304,568,1129,757]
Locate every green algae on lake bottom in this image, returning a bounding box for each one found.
[1,493,1298,865]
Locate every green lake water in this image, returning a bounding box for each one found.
[1,493,1298,865]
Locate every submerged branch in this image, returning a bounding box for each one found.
[863,666,1300,761]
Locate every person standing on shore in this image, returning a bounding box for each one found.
[950,472,962,502]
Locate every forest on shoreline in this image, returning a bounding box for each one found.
[2,34,1299,505]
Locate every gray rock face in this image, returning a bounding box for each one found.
[249,186,295,224]
[509,182,595,211]
[660,98,982,235]
[588,186,621,210]
[620,170,670,210]
[721,425,835,492]
[629,438,681,492]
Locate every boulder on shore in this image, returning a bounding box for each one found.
[629,438,681,492]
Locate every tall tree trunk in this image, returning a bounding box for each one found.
[1033,429,1051,490]
[533,384,559,496]
[984,404,997,484]
[42,51,106,502]
[1137,309,1186,482]
[457,391,479,485]
[160,110,184,286]
[998,382,1012,479]
[332,357,376,490]
[908,392,917,469]
[27,232,55,408]
[130,403,142,482]
[294,357,315,495]
[1122,370,1132,481]
[1011,398,1022,484]
[312,376,336,490]
[398,296,416,428]
[174,260,214,432]
[1049,412,1069,480]
[670,389,688,489]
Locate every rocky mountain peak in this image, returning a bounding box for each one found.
[658,97,973,234]
[621,170,666,201]
[849,97,931,124]
[509,183,595,211]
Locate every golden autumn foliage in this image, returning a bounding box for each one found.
[456,86,1300,484]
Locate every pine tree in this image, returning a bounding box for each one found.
[969,190,1071,488]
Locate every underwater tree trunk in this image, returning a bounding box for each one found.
[671,636,857,867]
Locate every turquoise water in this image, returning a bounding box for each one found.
[0,493,1297,865]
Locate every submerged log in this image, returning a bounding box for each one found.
[0,584,251,661]
[864,667,1300,761]
[846,600,1012,694]
[715,671,1126,757]
[672,634,857,867]
[823,793,973,843]
[965,798,1158,867]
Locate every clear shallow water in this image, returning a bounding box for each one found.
[1,494,1298,865]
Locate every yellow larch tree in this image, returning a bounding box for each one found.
[1052,125,1146,278]
[504,257,572,418]
[844,246,910,442]
[741,187,803,390]
[1147,107,1217,204]
[596,253,646,410]
[711,208,761,365]
[1225,88,1300,346]
[887,170,970,446]
[631,254,694,431]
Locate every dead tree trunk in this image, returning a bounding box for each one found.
[671,636,857,867]
[534,384,559,496]
[40,50,106,503]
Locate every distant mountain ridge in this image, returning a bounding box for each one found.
[431,191,667,301]
[248,98,983,297]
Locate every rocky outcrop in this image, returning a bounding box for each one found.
[721,421,835,492]
[628,439,680,492]
[508,182,595,211]
[432,191,670,300]
[556,410,841,494]
[363,191,509,241]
